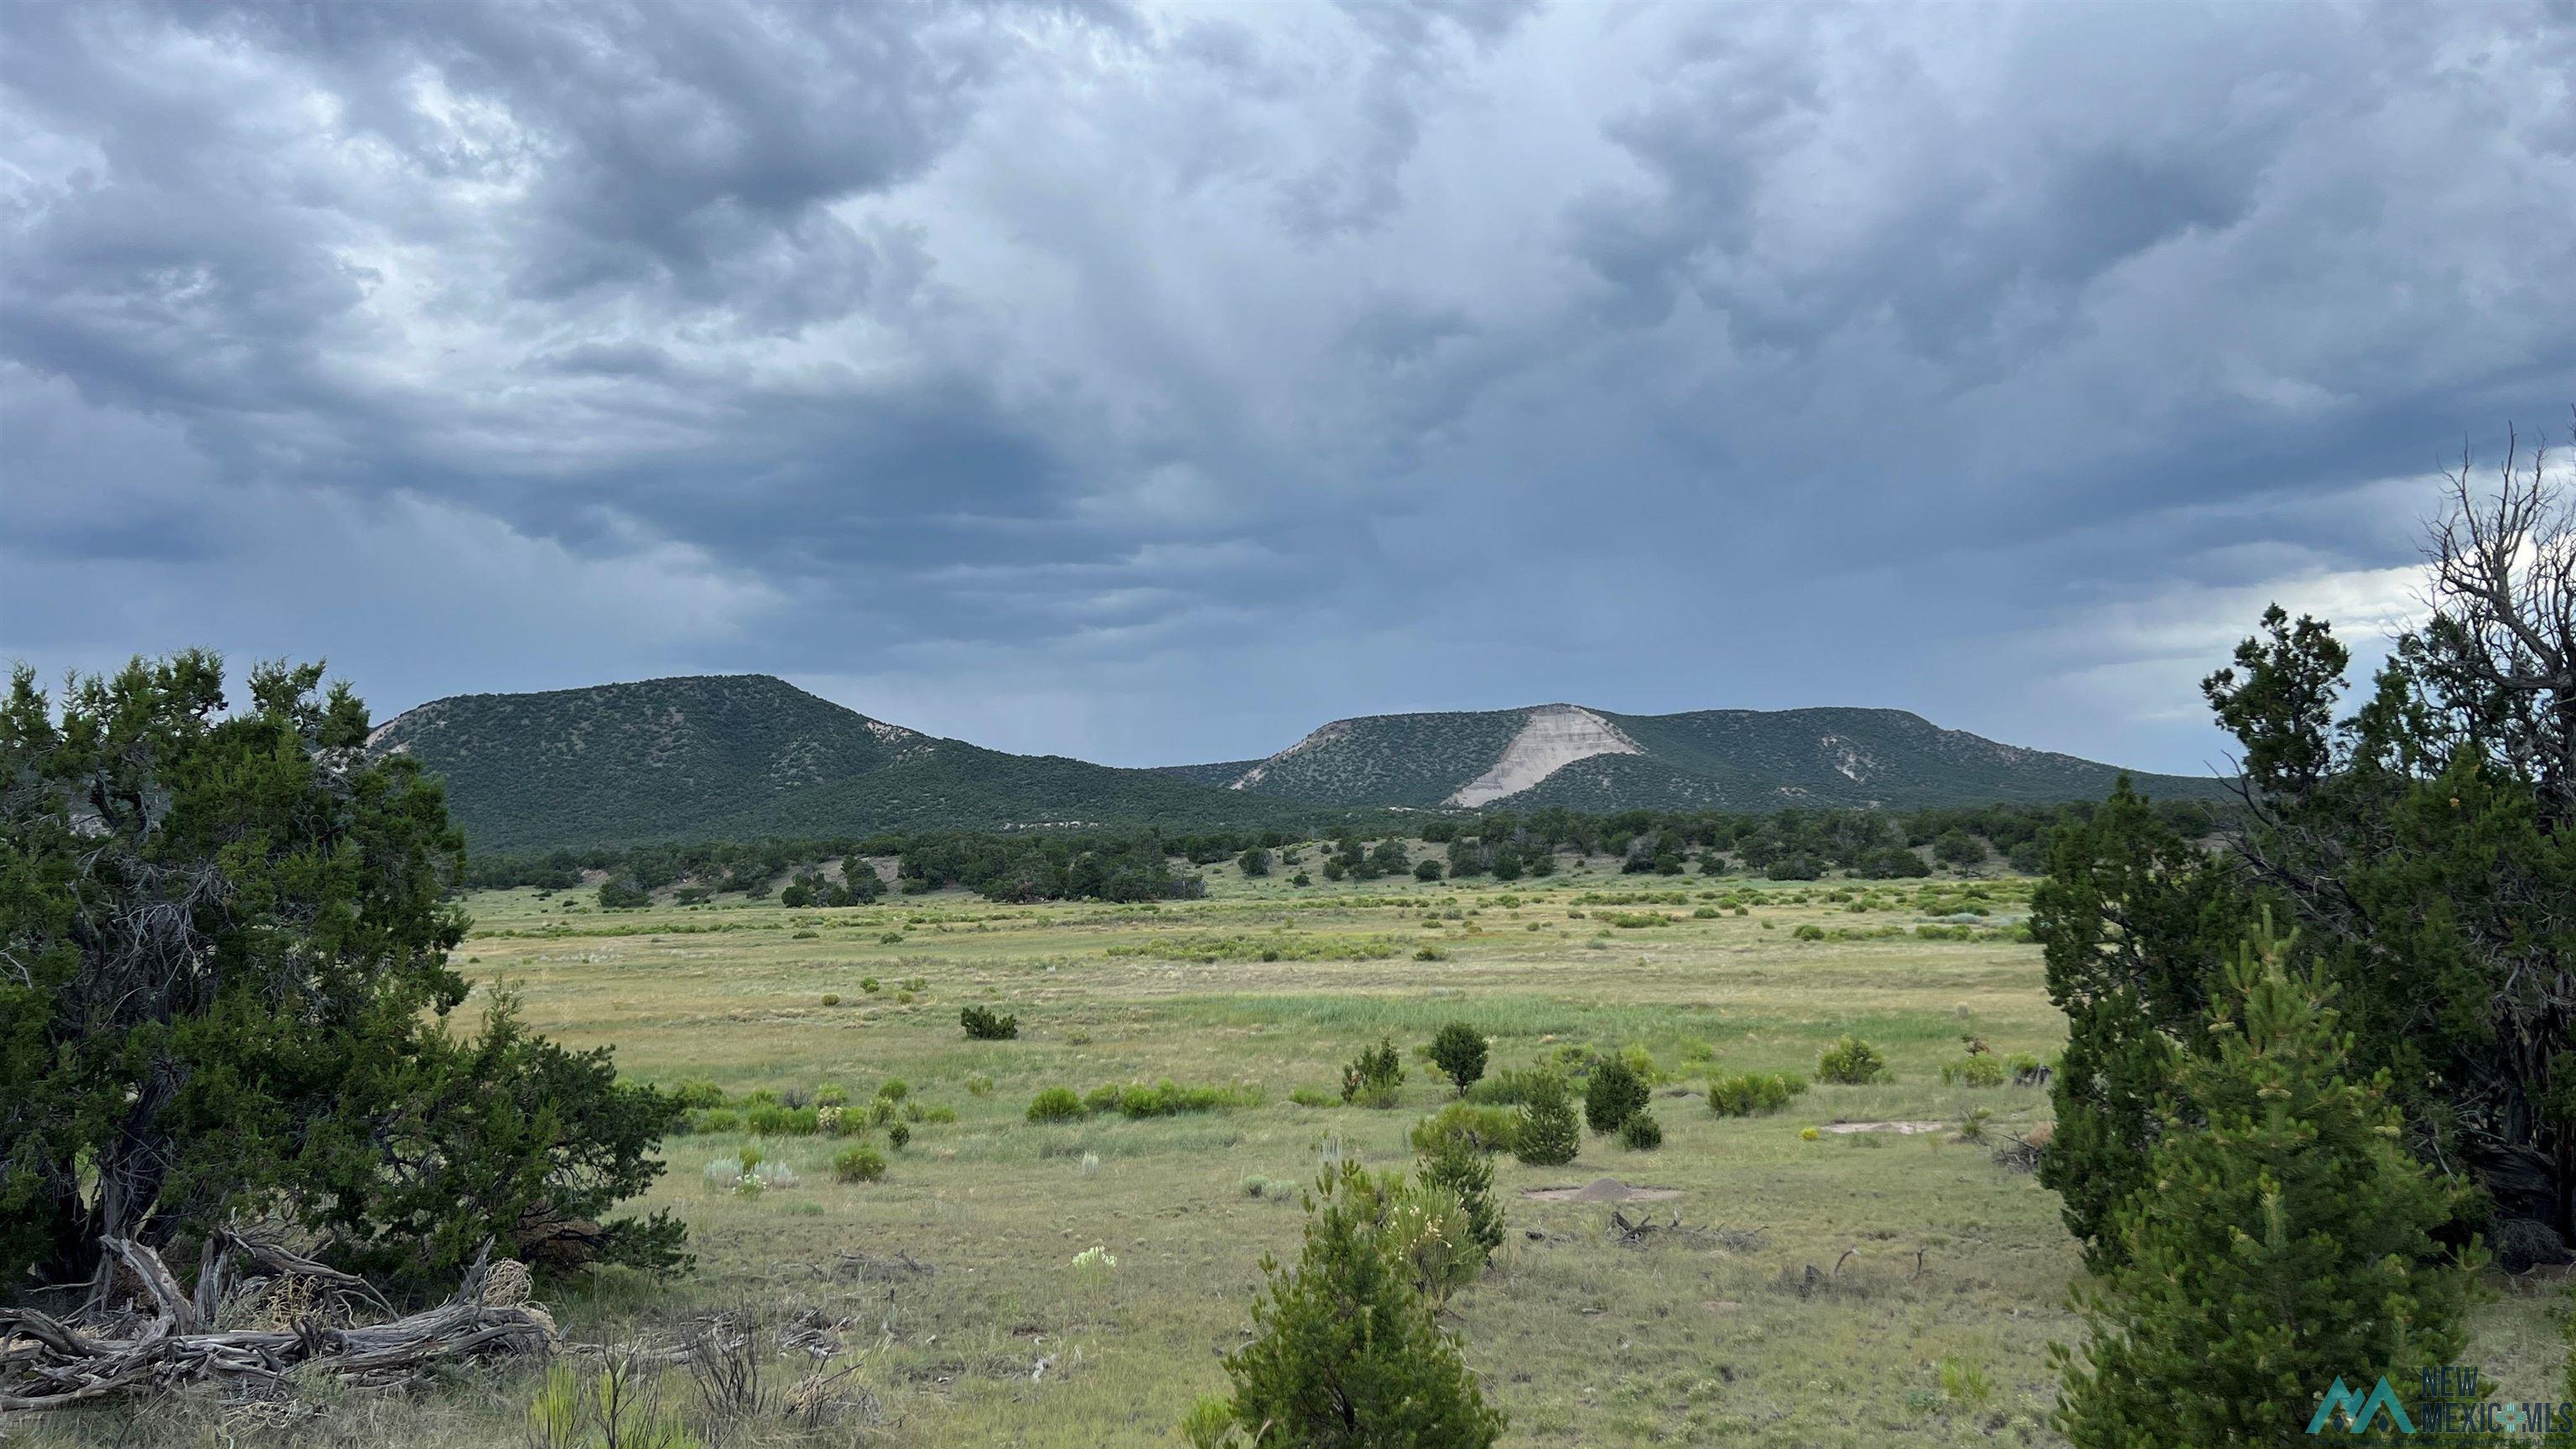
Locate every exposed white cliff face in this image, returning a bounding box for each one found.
[1445,705,1641,808]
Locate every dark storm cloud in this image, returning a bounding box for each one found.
[3,0,2571,771]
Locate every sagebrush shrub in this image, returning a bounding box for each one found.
[1816,1036,1890,1085]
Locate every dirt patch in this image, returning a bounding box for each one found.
[1521,1176,1682,1203]
[1822,1120,1946,1135]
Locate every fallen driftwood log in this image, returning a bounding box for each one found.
[2,1241,551,1410]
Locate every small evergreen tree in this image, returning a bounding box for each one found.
[1583,1057,1649,1134]
[1513,1075,1580,1166]
[1932,828,1988,870]
[1342,1037,1405,1106]
[839,854,886,901]
[1416,1131,1504,1260]
[2054,923,2480,1448]
[1239,847,1272,878]
[1222,1162,1506,1449]
[1428,1023,1488,1095]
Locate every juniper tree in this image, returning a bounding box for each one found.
[2031,778,2246,1267]
[0,656,684,1291]
[1429,1023,1488,1095]
[2054,923,2480,1448]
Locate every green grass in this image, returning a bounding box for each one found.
[21,857,2562,1448]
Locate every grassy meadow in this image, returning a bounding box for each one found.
[32,851,2573,1447]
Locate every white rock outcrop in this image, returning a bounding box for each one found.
[1445,705,1641,808]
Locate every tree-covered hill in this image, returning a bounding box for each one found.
[1164,702,2228,812]
[374,676,2226,854]
[368,675,1327,852]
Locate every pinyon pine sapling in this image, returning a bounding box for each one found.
[1583,1057,1649,1135]
[2054,922,2481,1449]
[1416,1129,1504,1259]
[1512,1075,1581,1167]
[1220,1161,1506,1449]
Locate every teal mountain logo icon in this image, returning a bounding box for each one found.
[2307,1377,2416,1435]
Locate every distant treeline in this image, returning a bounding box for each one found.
[459,792,2231,905]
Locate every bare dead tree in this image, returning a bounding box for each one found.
[2420,415,2576,807]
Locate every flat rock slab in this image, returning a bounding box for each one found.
[1520,1176,1683,1202]
[1823,1120,1945,1135]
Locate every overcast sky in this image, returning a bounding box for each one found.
[4,1,2571,774]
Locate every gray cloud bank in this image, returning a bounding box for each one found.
[5,0,2572,772]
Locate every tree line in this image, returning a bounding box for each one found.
[455,797,2229,909]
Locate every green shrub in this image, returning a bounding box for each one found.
[744,1104,818,1136]
[1428,1023,1488,1094]
[1792,923,1826,941]
[1083,1083,1126,1115]
[833,1145,886,1183]
[1706,1071,1805,1117]
[1410,1102,1519,1156]
[1288,1086,1338,1109]
[1582,1057,1649,1135]
[1512,1076,1581,1166]
[876,1078,911,1103]
[1816,1036,1890,1085]
[669,1078,725,1110]
[960,1005,1020,1040]
[887,1122,911,1150]
[1463,1067,1557,1106]
[1027,1087,1085,1123]
[818,993,840,1006]
[1106,1078,1262,1119]
[1343,1037,1405,1105]
[1616,1110,1664,1150]
[690,1108,740,1135]
[813,1083,849,1107]
[1941,1055,2007,1088]
[1218,1163,1507,1449]
[1180,1394,1241,1449]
